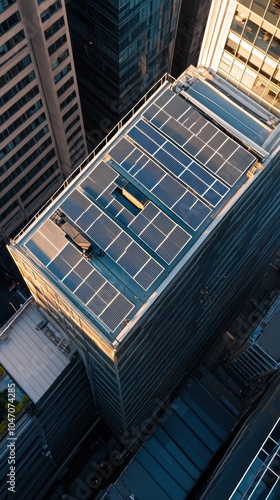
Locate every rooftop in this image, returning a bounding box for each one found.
[0,299,72,403]
[10,69,279,344]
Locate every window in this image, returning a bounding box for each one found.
[1,126,49,171]
[44,16,64,40]
[51,48,69,70]
[0,86,39,125]
[0,70,35,106]
[0,114,46,163]
[62,103,78,122]
[54,63,71,84]
[0,29,25,58]
[60,91,76,110]
[0,54,31,88]
[0,11,20,36]
[57,76,74,97]
[1,146,54,192]
[0,100,43,141]
[41,1,62,23]
[67,125,82,144]
[0,0,16,14]
[48,33,66,56]
[65,115,80,133]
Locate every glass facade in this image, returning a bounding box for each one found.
[218,0,280,115]
[66,0,180,138]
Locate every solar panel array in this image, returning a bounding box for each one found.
[25,219,134,332]
[143,89,256,186]
[59,189,164,291]
[109,137,211,230]
[78,161,191,264]
[127,119,229,207]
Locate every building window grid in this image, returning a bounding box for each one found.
[0,100,43,141]
[0,70,36,107]
[56,76,74,98]
[0,29,25,58]
[0,85,39,125]
[0,113,46,162]
[51,48,69,70]
[65,114,80,133]
[67,125,82,144]
[60,90,76,111]
[44,16,65,41]
[0,54,31,89]
[54,63,71,84]
[40,1,62,24]
[48,33,67,56]
[0,0,16,14]
[0,10,20,36]
[62,102,78,123]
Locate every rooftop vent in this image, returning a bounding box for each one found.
[52,210,92,257]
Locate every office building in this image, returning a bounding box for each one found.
[171,0,212,77]
[66,0,181,143]
[199,0,280,117]
[0,298,96,499]
[8,66,280,439]
[0,0,87,242]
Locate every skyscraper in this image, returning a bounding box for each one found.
[0,0,87,242]
[8,67,280,439]
[199,0,280,117]
[66,0,181,144]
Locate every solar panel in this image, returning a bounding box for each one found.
[60,190,91,221]
[74,258,92,279]
[86,270,106,292]
[151,109,170,128]
[135,161,164,190]
[154,89,174,108]
[25,234,56,266]
[77,205,101,231]
[99,294,134,332]
[134,259,164,289]
[135,120,166,146]
[60,243,81,268]
[128,127,159,155]
[87,215,121,249]
[162,118,193,145]
[109,137,135,164]
[48,256,72,281]
[152,176,186,208]
[140,224,166,251]
[116,208,134,226]
[184,135,205,157]
[98,282,118,303]
[75,282,94,303]
[63,271,82,291]
[163,95,190,119]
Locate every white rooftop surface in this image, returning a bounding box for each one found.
[0,300,70,403]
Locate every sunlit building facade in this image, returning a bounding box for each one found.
[0,0,87,241]
[199,0,280,116]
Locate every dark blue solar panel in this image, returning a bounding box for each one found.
[136,120,166,146]
[180,170,207,196]
[172,196,211,229]
[78,205,101,231]
[60,190,91,221]
[98,282,118,304]
[203,189,221,206]
[129,213,148,235]
[117,242,148,276]
[99,294,133,331]
[122,149,143,172]
[153,212,175,235]
[152,176,186,208]
[154,150,185,177]
[74,259,92,279]
[87,215,121,249]
[48,257,71,281]
[188,162,215,185]
[140,225,165,251]
[74,282,94,303]
[142,202,159,221]
[63,270,82,291]
[86,270,106,292]
[135,259,163,290]
[135,160,164,190]
[128,127,159,155]
[109,137,135,164]
[87,294,106,316]
[116,209,134,226]
[212,180,228,196]
[163,142,192,167]
[59,243,81,267]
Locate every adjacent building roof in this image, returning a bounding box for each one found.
[11,68,278,343]
[0,299,71,403]
[103,379,235,499]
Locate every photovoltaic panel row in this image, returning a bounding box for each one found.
[128,202,191,264]
[109,138,211,230]
[59,189,164,290]
[129,119,229,206]
[25,219,68,266]
[143,89,256,186]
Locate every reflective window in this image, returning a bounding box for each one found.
[0,0,16,14]
[0,100,43,141]
[51,48,69,70]
[57,76,74,97]
[62,103,78,122]
[0,86,39,125]
[44,16,65,40]
[0,54,31,88]
[41,1,62,23]
[0,71,35,106]
[54,63,71,84]
[0,10,20,35]
[48,34,67,56]
[1,126,49,170]
[60,91,76,110]
[0,114,46,163]
[0,29,25,57]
